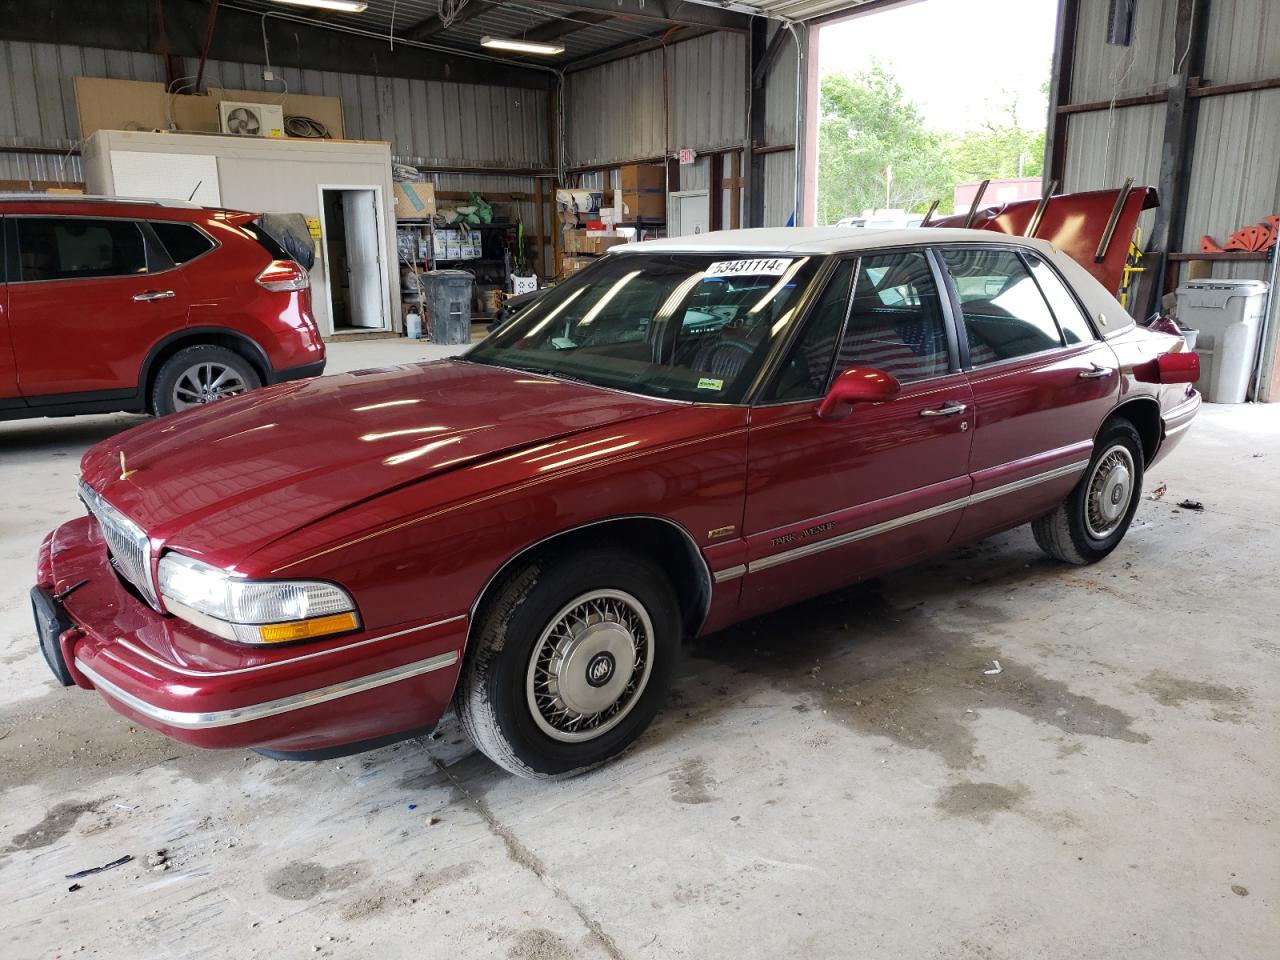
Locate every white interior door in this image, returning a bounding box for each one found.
[341,189,385,328]
[670,190,710,237]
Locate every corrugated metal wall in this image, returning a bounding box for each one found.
[1063,0,1280,253]
[1069,0,1177,103]
[0,38,549,180]
[1060,0,1280,395]
[561,27,799,227]
[562,32,748,168]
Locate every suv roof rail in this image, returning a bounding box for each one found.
[0,193,203,208]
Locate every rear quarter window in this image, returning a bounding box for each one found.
[150,221,215,265]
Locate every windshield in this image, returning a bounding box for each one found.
[464,253,824,403]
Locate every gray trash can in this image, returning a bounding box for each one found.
[1175,279,1269,403]
[421,270,474,345]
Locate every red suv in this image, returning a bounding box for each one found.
[0,195,326,420]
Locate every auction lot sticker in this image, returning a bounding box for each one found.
[705,258,794,277]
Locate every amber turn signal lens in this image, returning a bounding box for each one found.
[255,612,360,644]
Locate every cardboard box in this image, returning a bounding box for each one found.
[564,228,628,256]
[394,181,437,220]
[619,164,665,192]
[560,255,596,277]
[620,189,665,220]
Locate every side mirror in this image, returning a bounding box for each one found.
[816,366,901,420]
[1133,351,1200,384]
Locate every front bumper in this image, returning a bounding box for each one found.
[35,516,466,755]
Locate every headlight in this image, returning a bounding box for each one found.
[158,553,360,645]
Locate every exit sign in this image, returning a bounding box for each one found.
[678,147,696,165]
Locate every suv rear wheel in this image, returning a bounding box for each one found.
[152,345,262,416]
[455,547,680,779]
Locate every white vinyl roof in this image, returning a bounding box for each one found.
[613,227,1055,257]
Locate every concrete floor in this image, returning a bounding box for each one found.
[1,340,1275,960]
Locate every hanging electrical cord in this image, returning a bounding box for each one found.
[437,0,472,31]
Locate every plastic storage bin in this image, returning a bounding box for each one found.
[1174,279,1269,403]
[421,270,474,345]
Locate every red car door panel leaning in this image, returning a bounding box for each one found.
[9,216,190,397]
[740,251,974,619]
[939,247,1120,542]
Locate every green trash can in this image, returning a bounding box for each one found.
[422,270,474,345]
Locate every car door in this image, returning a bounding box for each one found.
[0,216,21,412]
[938,246,1120,543]
[8,215,189,399]
[738,248,975,619]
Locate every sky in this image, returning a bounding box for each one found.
[818,0,1059,133]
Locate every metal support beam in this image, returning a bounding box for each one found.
[401,1,499,42]
[537,0,750,33]
[562,25,714,73]
[1044,0,1080,187]
[751,24,789,89]
[525,11,614,42]
[1140,0,1210,322]
[745,17,768,228]
[709,152,724,231]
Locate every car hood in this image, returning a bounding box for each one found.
[79,360,671,564]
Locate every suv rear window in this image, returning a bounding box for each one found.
[16,217,148,281]
[150,221,215,264]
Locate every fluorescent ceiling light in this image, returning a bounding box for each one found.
[274,0,368,13]
[481,36,566,55]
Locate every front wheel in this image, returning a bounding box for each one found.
[1033,419,1144,564]
[455,548,680,779]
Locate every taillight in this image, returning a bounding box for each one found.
[256,260,310,292]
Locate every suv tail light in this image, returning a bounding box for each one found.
[256,260,310,292]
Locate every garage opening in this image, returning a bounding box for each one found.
[810,0,1058,227]
[319,187,388,333]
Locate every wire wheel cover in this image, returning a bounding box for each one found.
[525,589,654,743]
[1085,444,1135,539]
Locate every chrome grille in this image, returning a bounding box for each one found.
[79,479,160,609]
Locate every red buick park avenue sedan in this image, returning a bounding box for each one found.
[33,228,1200,778]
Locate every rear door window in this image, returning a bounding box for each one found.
[15,217,148,282]
[940,248,1064,365]
[149,221,215,265]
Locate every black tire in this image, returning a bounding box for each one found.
[455,547,680,779]
[1033,418,1145,564]
[151,345,262,416]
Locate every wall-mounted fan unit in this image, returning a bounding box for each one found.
[217,101,285,138]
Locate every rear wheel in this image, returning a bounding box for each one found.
[1033,418,1144,564]
[152,345,262,416]
[455,548,679,779]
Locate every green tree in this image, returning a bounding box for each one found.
[946,90,1046,184]
[816,63,954,224]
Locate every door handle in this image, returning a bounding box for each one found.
[1079,364,1114,380]
[132,290,176,302]
[919,401,967,417]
